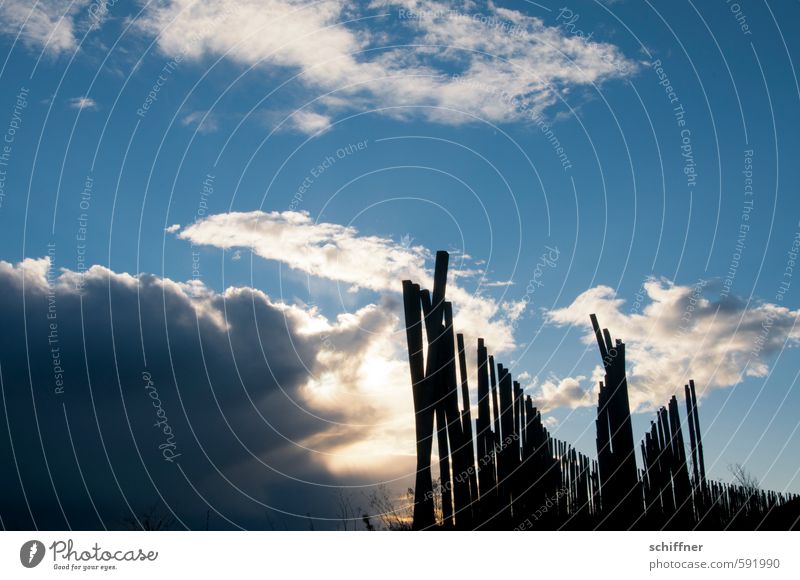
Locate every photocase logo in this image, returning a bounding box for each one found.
[19,540,45,568]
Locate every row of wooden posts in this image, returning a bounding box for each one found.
[401,251,798,530]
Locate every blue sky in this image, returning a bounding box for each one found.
[0,0,799,528]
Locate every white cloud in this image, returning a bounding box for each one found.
[3,0,637,125]
[181,110,219,133]
[541,279,800,412]
[176,210,519,353]
[288,110,333,135]
[136,0,637,130]
[543,415,559,428]
[178,210,429,292]
[530,374,594,412]
[0,0,95,54]
[164,224,181,233]
[69,96,98,110]
[2,1,637,124]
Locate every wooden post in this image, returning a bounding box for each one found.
[684,384,700,488]
[419,288,453,527]
[689,380,706,486]
[476,340,493,487]
[401,281,435,529]
[457,332,479,516]
[443,302,472,527]
[498,365,515,523]
[590,314,642,529]
[403,253,795,531]
[668,395,692,527]
[489,355,501,445]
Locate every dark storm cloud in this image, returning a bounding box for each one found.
[0,258,388,530]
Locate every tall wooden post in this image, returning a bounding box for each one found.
[497,365,516,522]
[420,287,453,527]
[590,314,642,529]
[684,384,700,488]
[402,281,435,529]
[457,333,479,515]
[443,302,472,527]
[476,340,493,486]
[668,395,692,527]
[689,380,706,486]
[489,356,501,445]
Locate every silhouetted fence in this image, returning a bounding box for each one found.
[402,251,798,530]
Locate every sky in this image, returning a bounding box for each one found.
[0,0,799,530]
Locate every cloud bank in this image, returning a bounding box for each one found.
[135,0,636,129]
[0,256,416,529]
[1,1,637,134]
[177,209,522,353]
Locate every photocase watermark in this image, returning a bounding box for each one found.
[48,538,157,571]
[45,243,65,396]
[555,7,632,75]
[187,173,214,297]
[87,0,120,31]
[720,149,754,299]
[136,4,242,119]
[676,108,697,191]
[397,7,528,39]
[651,59,697,192]
[512,246,560,328]
[629,276,650,315]
[451,75,573,171]
[0,86,29,211]
[75,174,94,293]
[142,371,181,463]
[600,339,623,369]
[423,432,520,502]
[136,58,180,119]
[20,540,46,568]
[555,8,595,42]
[775,222,800,304]
[677,278,708,337]
[290,139,369,211]
[750,219,800,359]
[725,1,753,36]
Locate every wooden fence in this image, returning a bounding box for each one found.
[401,251,798,530]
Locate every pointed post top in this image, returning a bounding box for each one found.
[431,251,449,309]
[590,313,610,365]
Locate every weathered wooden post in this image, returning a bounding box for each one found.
[688,380,706,486]
[401,281,435,529]
[489,356,501,448]
[476,339,494,492]
[684,384,701,492]
[419,282,454,526]
[668,395,692,528]
[590,314,642,528]
[442,302,472,527]
[497,365,515,523]
[456,332,479,518]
